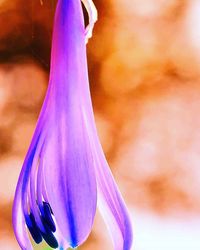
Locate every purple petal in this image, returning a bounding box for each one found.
[13,0,132,249]
[40,0,97,247]
[82,83,133,249]
[95,154,133,250]
[69,29,133,250]
[80,97,133,248]
[12,127,43,249]
[81,110,133,249]
[12,174,33,250]
[13,0,98,247]
[45,0,133,247]
[12,58,54,248]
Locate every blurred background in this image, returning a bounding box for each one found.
[1,0,200,249]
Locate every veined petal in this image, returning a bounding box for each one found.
[40,0,97,247]
[75,44,133,250]
[12,173,33,250]
[12,119,44,249]
[73,51,133,250]
[82,106,133,249]
[50,0,133,247]
[12,26,60,248]
[95,154,133,250]
[43,109,97,247]
[13,0,132,249]
[13,0,97,248]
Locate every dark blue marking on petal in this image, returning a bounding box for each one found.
[40,230,58,249]
[44,201,53,214]
[37,202,58,248]
[66,202,78,248]
[70,241,78,249]
[25,205,58,248]
[25,213,42,244]
[41,202,56,232]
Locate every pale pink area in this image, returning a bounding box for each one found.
[0,62,47,109]
[0,235,19,250]
[0,157,23,203]
[113,83,200,213]
[132,209,200,250]
[184,0,200,54]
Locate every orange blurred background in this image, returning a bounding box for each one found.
[1,0,200,249]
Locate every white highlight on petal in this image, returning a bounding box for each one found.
[81,0,98,43]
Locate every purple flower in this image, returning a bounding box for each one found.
[12,0,133,249]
